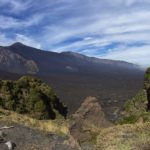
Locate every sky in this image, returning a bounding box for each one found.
[0,0,150,67]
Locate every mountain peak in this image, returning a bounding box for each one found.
[10,42,25,47]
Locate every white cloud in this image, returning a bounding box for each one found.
[0,14,44,29]
[101,45,150,68]
[0,34,14,46]
[42,10,150,56]
[15,34,41,49]
[0,33,41,49]
[43,10,150,45]
[51,38,111,52]
[0,0,32,13]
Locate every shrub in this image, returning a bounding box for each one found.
[0,76,68,120]
[144,67,150,89]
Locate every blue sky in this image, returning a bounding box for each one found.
[0,0,150,67]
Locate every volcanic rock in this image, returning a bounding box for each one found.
[69,97,111,144]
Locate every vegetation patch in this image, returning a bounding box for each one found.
[0,108,69,135]
[0,76,68,120]
[144,67,150,89]
[96,122,150,150]
[117,90,149,124]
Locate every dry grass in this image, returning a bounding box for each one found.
[2,108,150,150]
[0,108,69,135]
[96,122,150,150]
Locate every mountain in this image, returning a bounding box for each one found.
[0,42,144,120]
[2,42,141,75]
[0,46,38,74]
[0,69,149,150]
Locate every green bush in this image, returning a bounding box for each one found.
[118,115,139,124]
[117,90,148,124]
[118,67,150,124]
[0,76,68,120]
[34,100,46,112]
[144,67,150,89]
[124,90,147,115]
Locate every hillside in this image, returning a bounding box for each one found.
[94,67,150,150]
[0,68,149,150]
[0,108,79,150]
[4,42,141,75]
[116,67,150,124]
[72,67,150,150]
[0,76,67,120]
[144,68,150,110]
[0,43,144,120]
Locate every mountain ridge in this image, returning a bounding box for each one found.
[0,42,144,120]
[0,42,141,76]
[10,42,141,66]
[8,42,140,69]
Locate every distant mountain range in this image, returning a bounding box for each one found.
[0,42,145,120]
[0,42,141,75]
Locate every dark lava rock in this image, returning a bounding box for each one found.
[0,122,78,150]
[71,96,111,127]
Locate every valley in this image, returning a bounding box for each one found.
[0,43,148,150]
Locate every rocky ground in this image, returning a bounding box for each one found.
[0,96,110,150]
[69,97,111,150]
[0,121,78,150]
[1,94,150,150]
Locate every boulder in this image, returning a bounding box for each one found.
[69,97,111,144]
[5,141,16,150]
[72,96,110,128]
